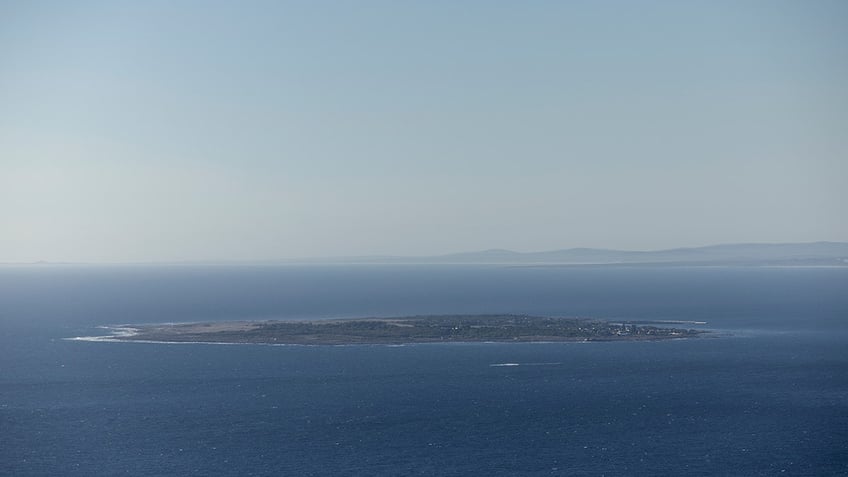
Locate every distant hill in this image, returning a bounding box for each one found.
[8,242,847,267]
[296,242,848,266]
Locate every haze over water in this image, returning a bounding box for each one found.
[2,2,847,475]
[2,2,846,262]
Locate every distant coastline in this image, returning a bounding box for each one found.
[68,315,707,346]
[8,241,848,267]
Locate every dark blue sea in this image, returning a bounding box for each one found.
[1,265,846,476]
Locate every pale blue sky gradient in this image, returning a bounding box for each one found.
[1,1,846,261]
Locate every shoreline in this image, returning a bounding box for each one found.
[67,315,707,346]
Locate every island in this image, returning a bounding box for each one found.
[81,315,706,345]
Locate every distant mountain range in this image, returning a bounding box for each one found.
[6,242,848,266]
[294,242,848,266]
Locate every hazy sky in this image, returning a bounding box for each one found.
[2,1,846,262]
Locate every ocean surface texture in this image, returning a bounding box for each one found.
[1,265,846,476]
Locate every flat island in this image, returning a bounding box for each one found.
[86,315,706,345]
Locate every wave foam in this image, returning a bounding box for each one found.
[489,362,562,367]
[65,326,140,342]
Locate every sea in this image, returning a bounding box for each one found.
[1,265,846,476]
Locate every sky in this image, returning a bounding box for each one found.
[1,1,846,262]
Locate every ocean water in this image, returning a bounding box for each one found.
[1,265,846,476]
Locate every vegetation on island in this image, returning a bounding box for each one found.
[113,315,704,345]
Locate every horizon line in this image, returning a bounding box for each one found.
[2,240,847,266]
